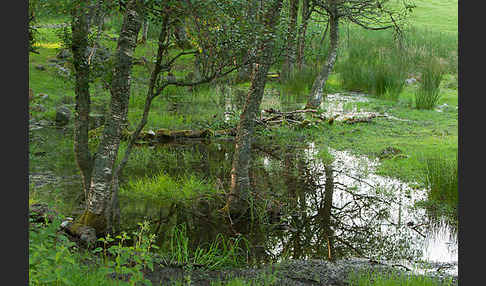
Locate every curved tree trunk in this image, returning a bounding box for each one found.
[305,13,339,109]
[71,0,144,235]
[228,0,283,218]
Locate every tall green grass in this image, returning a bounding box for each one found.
[371,55,407,101]
[337,31,407,100]
[419,153,458,222]
[336,26,456,101]
[120,171,221,206]
[415,57,445,110]
[347,270,454,286]
[279,66,319,105]
[160,224,250,270]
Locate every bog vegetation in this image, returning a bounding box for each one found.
[29,0,458,285]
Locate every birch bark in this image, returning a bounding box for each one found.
[228,0,284,217]
[71,0,144,234]
[305,11,339,109]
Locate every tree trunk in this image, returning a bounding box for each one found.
[282,0,299,80]
[228,0,283,218]
[71,1,94,200]
[305,12,339,109]
[71,0,144,235]
[296,0,310,71]
[115,14,170,178]
[139,17,149,44]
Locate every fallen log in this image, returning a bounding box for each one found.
[138,128,238,142]
[89,126,237,144]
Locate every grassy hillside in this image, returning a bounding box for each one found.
[407,0,458,34]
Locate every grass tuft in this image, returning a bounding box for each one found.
[415,57,445,109]
[418,153,458,222]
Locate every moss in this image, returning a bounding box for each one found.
[89,125,132,141]
[88,125,104,140]
[69,210,106,235]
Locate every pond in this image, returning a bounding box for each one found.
[29,89,457,278]
[116,138,457,276]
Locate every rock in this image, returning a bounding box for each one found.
[37,93,49,100]
[56,49,72,60]
[86,46,112,62]
[56,45,111,61]
[145,258,457,286]
[35,64,46,71]
[56,65,71,77]
[78,226,97,245]
[29,171,60,189]
[405,78,418,85]
[31,104,46,113]
[435,103,454,113]
[60,217,74,230]
[378,146,403,160]
[55,105,72,126]
[48,58,62,64]
[38,119,50,126]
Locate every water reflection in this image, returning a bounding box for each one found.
[117,140,457,275]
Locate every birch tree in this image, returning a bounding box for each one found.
[228,0,284,218]
[69,0,144,235]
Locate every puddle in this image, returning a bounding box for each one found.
[304,143,458,275]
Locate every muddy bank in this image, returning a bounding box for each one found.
[143,257,457,286]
